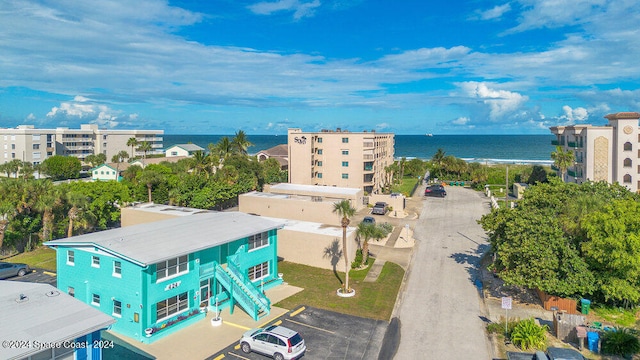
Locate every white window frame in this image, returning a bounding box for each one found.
[248,261,269,281]
[156,292,189,321]
[113,260,122,277]
[92,293,100,306]
[155,255,188,282]
[67,250,75,265]
[248,232,269,251]
[113,299,122,317]
[92,255,100,268]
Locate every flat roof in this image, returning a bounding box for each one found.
[0,281,115,360]
[45,212,284,266]
[125,203,213,216]
[264,217,354,237]
[269,183,361,196]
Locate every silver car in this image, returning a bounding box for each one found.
[240,325,305,360]
[0,261,30,279]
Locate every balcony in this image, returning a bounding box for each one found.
[567,141,583,148]
[363,142,374,148]
[363,161,374,172]
[363,154,374,160]
[551,140,563,146]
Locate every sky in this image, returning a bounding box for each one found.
[1,0,639,135]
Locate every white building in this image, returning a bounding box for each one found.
[550,112,640,192]
[0,124,163,165]
[165,144,204,157]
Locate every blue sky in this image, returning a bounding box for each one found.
[1,0,639,134]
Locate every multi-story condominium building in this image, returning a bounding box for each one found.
[45,211,284,344]
[0,124,163,165]
[288,128,395,194]
[550,111,640,192]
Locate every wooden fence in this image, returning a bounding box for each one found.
[536,289,578,314]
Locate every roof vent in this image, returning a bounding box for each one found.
[16,293,28,303]
[46,290,60,297]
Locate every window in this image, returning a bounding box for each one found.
[623,174,632,183]
[248,232,269,250]
[113,261,122,277]
[156,256,188,281]
[113,300,122,317]
[92,294,100,306]
[32,152,40,159]
[92,255,100,268]
[317,161,322,167]
[342,161,349,167]
[32,144,40,150]
[67,250,75,265]
[317,173,323,179]
[32,134,41,141]
[68,287,74,297]
[341,137,349,143]
[317,137,322,143]
[248,261,269,281]
[156,292,188,320]
[342,173,349,179]
[171,151,178,156]
[317,149,323,155]
[342,150,349,155]
[624,142,633,151]
[11,144,15,149]
[624,158,632,167]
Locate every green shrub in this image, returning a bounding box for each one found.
[510,318,548,350]
[486,317,520,335]
[351,249,363,269]
[601,327,640,357]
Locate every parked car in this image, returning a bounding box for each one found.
[362,216,376,225]
[0,261,31,279]
[371,202,388,215]
[240,325,306,360]
[546,347,585,360]
[507,351,547,360]
[424,185,447,197]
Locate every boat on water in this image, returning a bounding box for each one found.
[426,133,433,137]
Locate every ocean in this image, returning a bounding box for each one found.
[163,134,556,165]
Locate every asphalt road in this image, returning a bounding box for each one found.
[393,185,493,359]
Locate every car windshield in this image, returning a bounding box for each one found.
[289,333,303,346]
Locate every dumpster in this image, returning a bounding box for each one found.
[587,331,599,353]
[581,299,591,314]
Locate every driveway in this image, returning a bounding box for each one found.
[5,268,57,286]
[393,185,493,359]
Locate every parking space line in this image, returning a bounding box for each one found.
[271,320,282,326]
[212,354,225,360]
[289,306,305,317]
[224,322,251,331]
[234,344,240,350]
[285,318,335,334]
[43,271,56,277]
[227,352,250,359]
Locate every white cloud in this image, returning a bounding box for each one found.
[45,96,135,129]
[247,0,321,20]
[508,0,609,33]
[473,4,511,21]
[559,105,588,123]
[451,117,470,125]
[459,82,529,121]
[26,113,36,120]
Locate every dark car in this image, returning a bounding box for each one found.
[362,216,376,225]
[371,202,388,215]
[0,261,31,279]
[424,185,447,197]
[546,347,585,360]
[507,351,547,360]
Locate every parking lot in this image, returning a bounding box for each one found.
[5,268,57,286]
[207,306,388,360]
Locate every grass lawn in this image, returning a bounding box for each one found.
[5,246,57,272]
[391,176,420,197]
[592,306,638,328]
[275,260,404,321]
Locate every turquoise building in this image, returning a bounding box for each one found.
[45,212,284,343]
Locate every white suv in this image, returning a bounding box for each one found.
[240,325,306,360]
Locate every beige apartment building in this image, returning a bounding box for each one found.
[550,112,640,192]
[0,124,163,165]
[288,128,394,194]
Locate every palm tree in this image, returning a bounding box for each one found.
[431,148,446,177]
[138,141,152,160]
[231,130,253,155]
[18,161,35,181]
[127,137,138,158]
[332,199,356,292]
[551,145,575,182]
[111,150,130,180]
[356,222,375,267]
[190,150,212,177]
[33,181,60,242]
[0,200,15,249]
[65,191,89,238]
[139,169,162,203]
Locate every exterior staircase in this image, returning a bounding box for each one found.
[214,260,270,321]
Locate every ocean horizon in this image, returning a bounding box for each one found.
[163,134,555,165]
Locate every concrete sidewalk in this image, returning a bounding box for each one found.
[105,284,303,360]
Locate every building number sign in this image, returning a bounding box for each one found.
[164,280,181,291]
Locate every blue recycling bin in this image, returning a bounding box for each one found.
[587,331,599,353]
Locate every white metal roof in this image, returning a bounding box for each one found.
[45,212,284,266]
[269,183,361,196]
[0,281,115,360]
